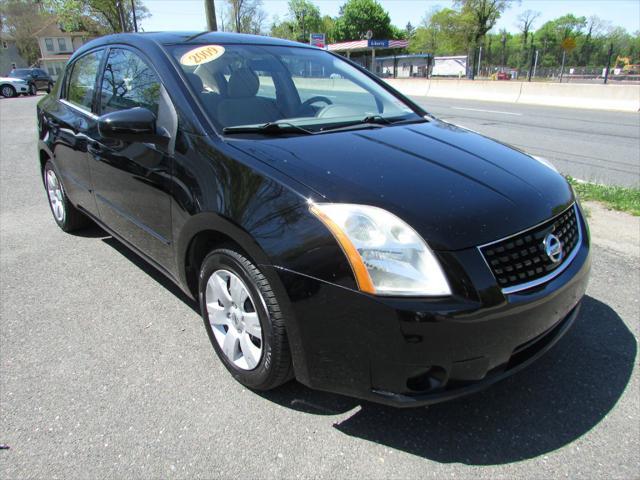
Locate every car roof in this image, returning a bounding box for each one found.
[74,31,316,57]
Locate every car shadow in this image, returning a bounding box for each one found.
[260,295,636,465]
[84,230,636,464]
[97,234,199,314]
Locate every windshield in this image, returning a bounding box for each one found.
[168,44,421,133]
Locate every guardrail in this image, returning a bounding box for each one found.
[384,78,640,112]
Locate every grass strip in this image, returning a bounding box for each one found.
[567,177,640,216]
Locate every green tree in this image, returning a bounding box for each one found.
[516,9,539,67]
[333,0,392,41]
[223,0,266,34]
[288,0,321,41]
[405,21,415,38]
[409,7,469,55]
[0,0,52,64]
[535,14,587,66]
[455,0,514,76]
[270,0,321,41]
[44,0,148,33]
[320,15,336,43]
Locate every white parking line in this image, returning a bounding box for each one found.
[451,107,522,116]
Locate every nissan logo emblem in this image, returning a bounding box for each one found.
[544,233,563,264]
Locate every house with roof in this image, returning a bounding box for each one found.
[1,33,29,76]
[33,20,96,80]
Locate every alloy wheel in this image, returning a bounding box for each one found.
[46,169,65,222]
[205,269,263,370]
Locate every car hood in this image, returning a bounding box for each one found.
[0,77,25,83]
[230,119,574,251]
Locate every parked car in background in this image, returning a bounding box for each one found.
[9,68,54,94]
[36,32,591,408]
[0,76,30,97]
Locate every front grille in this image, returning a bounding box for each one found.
[480,205,581,292]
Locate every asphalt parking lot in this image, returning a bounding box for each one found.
[1,94,639,479]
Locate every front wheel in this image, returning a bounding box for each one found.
[199,248,293,391]
[43,160,89,232]
[1,85,15,98]
[46,82,53,93]
[29,83,37,96]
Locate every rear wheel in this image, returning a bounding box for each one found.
[199,248,292,390]
[43,160,89,232]
[1,85,15,98]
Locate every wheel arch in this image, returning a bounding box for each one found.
[178,212,273,300]
[179,212,308,380]
[39,148,51,173]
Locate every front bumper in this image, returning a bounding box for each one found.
[15,84,28,93]
[275,212,591,408]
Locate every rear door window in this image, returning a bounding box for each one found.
[99,48,161,115]
[66,50,104,112]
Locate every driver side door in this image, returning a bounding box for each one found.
[87,47,177,271]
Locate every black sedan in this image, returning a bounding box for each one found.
[36,32,591,407]
[9,68,54,94]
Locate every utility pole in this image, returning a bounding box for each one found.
[527,43,535,81]
[532,49,539,78]
[476,45,482,77]
[559,49,566,83]
[300,8,307,43]
[131,0,138,32]
[116,0,127,32]
[604,42,614,84]
[204,0,217,31]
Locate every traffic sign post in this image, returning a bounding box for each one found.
[309,33,325,49]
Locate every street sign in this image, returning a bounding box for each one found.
[367,39,389,48]
[309,33,325,49]
[561,37,577,52]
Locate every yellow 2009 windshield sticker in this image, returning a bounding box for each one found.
[180,45,225,66]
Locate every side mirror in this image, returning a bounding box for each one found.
[98,107,169,146]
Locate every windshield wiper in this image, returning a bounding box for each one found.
[361,114,393,125]
[318,115,427,133]
[223,121,313,135]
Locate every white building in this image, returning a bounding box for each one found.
[33,21,96,80]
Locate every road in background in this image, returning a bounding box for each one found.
[1,95,638,479]
[411,96,640,188]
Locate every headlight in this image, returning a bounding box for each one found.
[531,155,558,173]
[309,203,451,296]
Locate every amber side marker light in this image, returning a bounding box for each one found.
[309,204,376,294]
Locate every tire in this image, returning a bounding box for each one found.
[46,83,53,93]
[1,85,16,98]
[29,83,37,96]
[43,160,89,232]
[198,248,293,391]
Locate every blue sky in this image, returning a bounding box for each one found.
[140,0,640,34]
